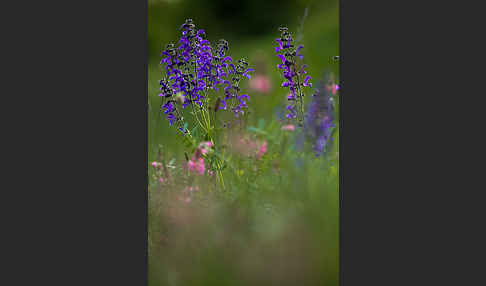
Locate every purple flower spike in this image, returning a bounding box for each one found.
[303,73,336,157]
[274,27,312,122]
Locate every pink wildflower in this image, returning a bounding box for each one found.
[281,124,295,131]
[257,141,267,159]
[332,84,339,95]
[187,158,205,175]
[159,178,164,183]
[198,141,213,155]
[249,75,272,93]
[151,161,161,168]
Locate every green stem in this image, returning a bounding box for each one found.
[205,105,226,190]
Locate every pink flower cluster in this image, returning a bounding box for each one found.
[187,158,205,175]
[281,124,295,131]
[256,141,267,160]
[186,141,213,175]
[151,161,162,168]
[332,84,339,95]
[151,161,167,184]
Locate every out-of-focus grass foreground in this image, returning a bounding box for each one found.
[148,0,339,285]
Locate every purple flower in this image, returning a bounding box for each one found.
[304,72,336,157]
[238,94,249,100]
[166,113,176,126]
[219,99,227,110]
[286,104,297,118]
[242,68,254,79]
[303,76,312,87]
[162,101,173,113]
[296,45,304,60]
[228,63,236,74]
[287,93,296,100]
[275,38,284,52]
[299,64,308,74]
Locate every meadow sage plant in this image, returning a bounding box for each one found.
[158,19,254,188]
[274,27,312,125]
[275,26,338,157]
[159,19,253,134]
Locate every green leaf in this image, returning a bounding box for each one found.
[181,135,195,149]
[258,118,265,129]
[220,161,227,171]
[248,126,267,135]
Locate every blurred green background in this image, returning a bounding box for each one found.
[148,1,339,285]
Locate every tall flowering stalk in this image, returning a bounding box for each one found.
[159,19,253,135]
[274,27,312,125]
[305,72,337,157]
[158,19,254,188]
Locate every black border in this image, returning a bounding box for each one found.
[18,0,149,284]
